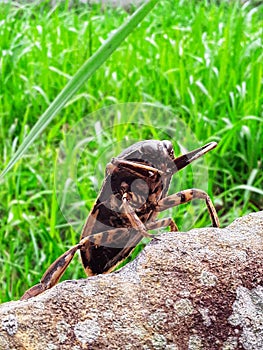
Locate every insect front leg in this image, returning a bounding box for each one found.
[107,158,163,180]
[121,193,152,238]
[156,189,220,228]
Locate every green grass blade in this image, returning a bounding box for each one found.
[0,0,158,179]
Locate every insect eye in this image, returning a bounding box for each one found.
[162,140,174,157]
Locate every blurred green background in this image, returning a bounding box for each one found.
[0,0,262,302]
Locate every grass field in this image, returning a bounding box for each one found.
[0,0,262,303]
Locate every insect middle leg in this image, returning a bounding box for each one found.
[146,217,178,232]
[103,218,179,271]
[156,189,220,228]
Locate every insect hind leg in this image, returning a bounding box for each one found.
[156,189,220,228]
[20,243,82,300]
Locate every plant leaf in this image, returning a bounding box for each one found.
[0,0,158,179]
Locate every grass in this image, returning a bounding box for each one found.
[0,0,262,303]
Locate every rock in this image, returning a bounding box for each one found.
[0,212,262,349]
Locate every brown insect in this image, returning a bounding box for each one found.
[21,140,219,300]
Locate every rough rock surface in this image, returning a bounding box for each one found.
[0,212,262,350]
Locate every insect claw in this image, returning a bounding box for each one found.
[20,283,45,300]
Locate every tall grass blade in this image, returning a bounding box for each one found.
[0,0,158,179]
